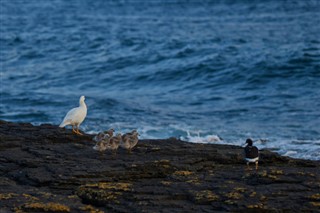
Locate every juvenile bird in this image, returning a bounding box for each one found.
[121,130,139,153]
[93,139,108,152]
[93,132,106,142]
[59,96,87,135]
[104,128,115,138]
[93,128,114,142]
[244,138,259,171]
[121,130,137,141]
[106,133,122,155]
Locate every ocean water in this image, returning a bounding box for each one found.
[1,0,320,160]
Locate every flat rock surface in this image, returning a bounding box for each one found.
[0,120,319,212]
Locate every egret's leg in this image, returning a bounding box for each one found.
[76,125,83,135]
[72,125,77,134]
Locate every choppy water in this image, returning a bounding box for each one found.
[1,0,320,160]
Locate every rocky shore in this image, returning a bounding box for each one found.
[0,120,319,212]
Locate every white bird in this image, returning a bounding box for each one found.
[59,96,87,135]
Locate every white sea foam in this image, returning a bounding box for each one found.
[284,150,298,156]
[179,130,223,143]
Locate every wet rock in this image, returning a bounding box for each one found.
[0,120,319,212]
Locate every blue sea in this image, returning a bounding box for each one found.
[1,0,320,160]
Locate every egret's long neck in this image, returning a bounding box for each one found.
[79,100,86,108]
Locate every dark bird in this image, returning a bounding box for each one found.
[244,138,259,171]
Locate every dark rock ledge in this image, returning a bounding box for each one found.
[0,120,319,213]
